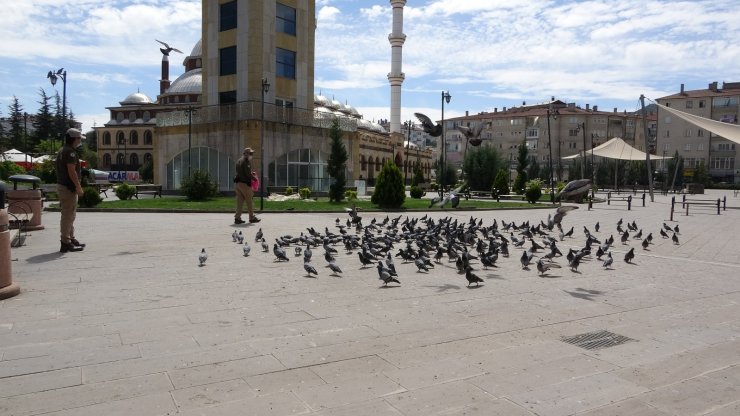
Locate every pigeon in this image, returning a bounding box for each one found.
[358,251,374,268]
[414,112,443,137]
[465,267,484,287]
[602,252,613,269]
[624,247,635,263]
[633,229,642,239]
[595,222,600,233]
[536,259,561,276]
[377,262,400,286]
[198,248,208,266]
[621,230,630,244]
[155,39,183,56]
[672,232,680,245]
[325,261,343,275]
[304,245,312,261]
[552,206,578,228]
[294,246,303,256]
[663,222,672,232]
[641,238,649,250]
[520,250,535,269]
[232,230,239,242]
[273,243,290,262]
[255,228,263,242]
[414,256,430,272]
[673,225,680,234]
[304,261,318,277]
[660,229,669,239]
[324,251,336,263]
[260,238,269,252]
[243,243,251,256]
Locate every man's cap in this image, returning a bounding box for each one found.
[243,147,255,154]
[66,128,84,139]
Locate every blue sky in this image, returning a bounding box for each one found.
[1,0,740,133]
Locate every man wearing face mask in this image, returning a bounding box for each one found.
[55,128,86,252]
[233,147,260,224]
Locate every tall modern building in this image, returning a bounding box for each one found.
[656,82,739,182]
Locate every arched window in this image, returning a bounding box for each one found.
[128,112,136,122]
[130,153,139,168]
[144,130,152,145]
[130,131,138,145]
[375,157,381,171]
[116,131,125,145]
[116,153,125,168]
[143,111,151,122]
[103,132,111,145]
[102,153,111,168]
[116,113,124,123]
[360,155,366,171]
[144,153,152,162]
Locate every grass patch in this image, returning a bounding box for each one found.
[78,195,542,212]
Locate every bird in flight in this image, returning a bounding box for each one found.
[156,39,183,56]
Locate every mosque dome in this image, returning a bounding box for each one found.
[119,92,153,105]
[314,94,331,107]
[188,39,202,58]
[167,68,202,94]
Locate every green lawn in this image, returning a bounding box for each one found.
[86,195,544,212]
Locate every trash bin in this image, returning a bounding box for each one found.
[0,180,5,209]
[0,208,21,300]
[7,174,44,231]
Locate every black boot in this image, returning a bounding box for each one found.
[60,241,84,253]
[71,238,86,248]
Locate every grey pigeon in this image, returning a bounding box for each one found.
[602,252,613,269]
[260,238,269,252]
[232,230,238,242]
[304,261,318,277]
[624,247,635,263]
[325,261,343,275]
[243,243,251,257]
[536,259,561,276]
[377,262,400,286]
[672,232,680,245]
[465,267,484,287]
[198,248,208,266]
[273,243,290,262]
[255,228,263,242]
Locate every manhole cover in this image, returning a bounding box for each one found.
[561,330,636,350]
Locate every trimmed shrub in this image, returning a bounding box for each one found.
[513,172,528,194]
[284,186,294,196]
[114,183,136,200]
[524,178,543,204]
[79,187,103,208]
[299,187,311,199]
[492,169,509,197]
[0,160,26,180]
[344,189,357,201]
[371,160,405,208]
[409,185,424,199]
[180,170,218,201]
[430,182,439,191]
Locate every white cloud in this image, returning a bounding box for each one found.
[317,6,341,23]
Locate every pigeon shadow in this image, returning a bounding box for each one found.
[485,274,505,280]
[576,288,604,295]
[540,274,562,279]
[466,284,484,289]
[423,284,461,292]
[378,285,401,289]
[113,251,146,256]
[564,289,597,301]
[569,269,582,274]
[24,251,64,264]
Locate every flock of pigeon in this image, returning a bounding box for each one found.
[197,205,682,288]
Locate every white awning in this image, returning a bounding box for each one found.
[657,103,740,145]
[562,137,670,161]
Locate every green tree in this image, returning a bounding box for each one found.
[527,157,540,182]
[7,96,24,149]
[462,145,501,191]
[513,140,529,194]
[139,158,154,182]
[371,160,405,208]
[411,163,424,187]
[435,155,457,189]
[492,168,509,197]
[692,161,710,186]
[0,108,7,150]
[327,118,348,202]
[33,88,56,152]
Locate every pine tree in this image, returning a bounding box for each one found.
[7,96,24,149]
[371,160,405,208]
[33,88,56,151]
[513,140,529,194]
[327,118,348,202]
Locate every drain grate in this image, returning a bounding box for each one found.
[561,330,636,350]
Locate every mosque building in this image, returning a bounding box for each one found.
[95,0,433,192]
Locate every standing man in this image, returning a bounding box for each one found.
[233,147,260,224]
[56,128,86,252]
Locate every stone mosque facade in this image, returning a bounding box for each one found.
[95,0,432,192]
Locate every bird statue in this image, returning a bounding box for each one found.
[198,248,208,266]
[456,123,484,147]
[414,112,443,137]
[155,39,183,56]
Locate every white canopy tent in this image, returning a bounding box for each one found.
[657,103,740,145]
[562,137,670,161]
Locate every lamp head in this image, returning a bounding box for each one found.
[443,91,451,104]
[262,78,270,93]
[47,71,57,86]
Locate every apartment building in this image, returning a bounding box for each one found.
[443,100,656,182]
[656,82,739,182]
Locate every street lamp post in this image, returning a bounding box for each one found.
[23,112,28,164]
[46,68,67,154]
[184,106,196,177]
[441,91,451,196]
[546,98,558,203]
[260,78,270,211]
[575,122,587,179]
[591,133,596,197]
[404,120,412,184]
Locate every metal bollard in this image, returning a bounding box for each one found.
[588,195,593,210]
[627,195,632,210]
[723,196,727,211]
[642,193,646,207]
[607,192,611,205]
[670,196,675,221]
[717,199,721,215]
[682,194,686,208]
[0,209,21,300]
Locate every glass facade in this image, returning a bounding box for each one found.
[276,3,296,35]
[220,1,237,31]
[166,146,234,191]
[276,48,296,79]
[269,148,330,191]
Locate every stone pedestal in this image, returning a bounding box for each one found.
[0,209,21,300]
[7,189,44,231]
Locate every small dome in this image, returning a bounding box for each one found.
[189,39,202,58]
[120,92,153,105]
[346,105,360,117]
[328,99,342,110]
[314,95,331,107]
[167,68,202,94]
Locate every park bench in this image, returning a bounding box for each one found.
[134,184,162,199]
[90,181,114,197]
[680,194,726,215]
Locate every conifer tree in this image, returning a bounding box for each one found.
[327,118,348,202]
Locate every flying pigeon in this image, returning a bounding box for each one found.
[414,112,443,137]
[155,39,183,56]
[456,123,484,147]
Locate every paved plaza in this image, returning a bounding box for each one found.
[2,190,740,415]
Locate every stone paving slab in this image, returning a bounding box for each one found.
[1,190,740,415]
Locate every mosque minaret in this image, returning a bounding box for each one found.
[387,0,406,134]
